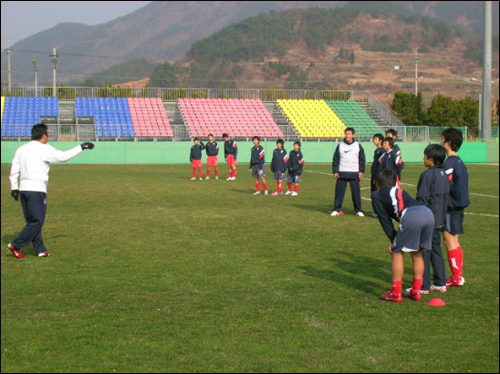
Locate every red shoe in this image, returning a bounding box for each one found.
[380,291,402,303]
[446,276,465,287]
[403,289,422,301]
[7,243,24,259]
[38,251,51,257]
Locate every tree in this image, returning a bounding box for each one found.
[391,91,425,126]
[425,94,459,128]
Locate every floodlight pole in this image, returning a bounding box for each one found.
[32,60,39,97]
[50,48,58,97]
[482,1,492,141]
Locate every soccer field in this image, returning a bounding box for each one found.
[1,163,499,373]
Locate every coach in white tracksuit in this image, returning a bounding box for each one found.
[331,127,366,217]
[7,123,94,259]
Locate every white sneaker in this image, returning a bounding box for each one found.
[356,212,365,217]
[190,177,196,180]
[227,177,233,180]
[406,287,429,295]
[430,284,447,293]
[285,190,292,195]
[232,177,236,180]
[264,190,269,195]
[253,191,261,195]
[215,176,219,180]
[290,191,298,196]
[330,211,342,216]
[205,176,210,180]
[199,178,203,181]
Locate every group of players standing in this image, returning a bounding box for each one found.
[189,133,304,195]
[189,127,470,303]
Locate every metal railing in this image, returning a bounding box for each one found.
[1,123,452,143]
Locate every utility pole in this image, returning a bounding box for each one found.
[50,48,58,97]
[482,1,492,141]
[412,49,419,96]
[32,60,39,97]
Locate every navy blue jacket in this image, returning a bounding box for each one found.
[288,150,304,176]
[380,149,404,178]
[190,142,205,162]
[224,139,237,158]
[371,147,385,175]
[249,145,265,169]
[205,141,219,156]
[443,155,470,211]
[270,148,289,173]
[371,187,422,242]
[416,166,450,228]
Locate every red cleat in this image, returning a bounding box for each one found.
[7,243,24,259]
[380,291,402,303]
[446,276,465,287]
[403,289,422,301]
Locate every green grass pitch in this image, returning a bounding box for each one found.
[1,163,499,373]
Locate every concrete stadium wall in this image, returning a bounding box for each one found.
[1,141,498,164]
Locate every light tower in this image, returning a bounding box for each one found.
[50,48,58,97]
[32,60,39,97]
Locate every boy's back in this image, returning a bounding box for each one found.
[443,155,470,211]
[416,166,450,228]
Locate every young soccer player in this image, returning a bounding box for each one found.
[249,136,268,195]
[385,129,404,182]
[223,133,237,180]
[189,137,204,180]
[380,137,404,186]
[372,169,434,303]
[441,127,470,287]
[406,144,449,294]
[205,133,219,180]
[369,133,385,218]
[285,141,304,196]
[270,139,288,195]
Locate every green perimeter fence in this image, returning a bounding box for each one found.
[1,141,498,164]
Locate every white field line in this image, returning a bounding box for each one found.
[307,170,499,217]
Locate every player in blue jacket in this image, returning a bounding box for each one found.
[205,133,219,180]
[441,127,470,288]
[379,137,404,186]
[372,169,434,303]
[409,144,450,295]
[190,137,205,180]
[285,141,304,196]
[223,133,238,180]
[270,139,288,195]
[369,133,385,218]
[249,136,268,195]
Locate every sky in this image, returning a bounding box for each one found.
[1,1,151,49]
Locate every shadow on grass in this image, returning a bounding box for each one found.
[2,233,66,258]
[296,251,394,296]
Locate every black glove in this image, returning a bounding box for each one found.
[11,190,19,201]
[81,142,95,150]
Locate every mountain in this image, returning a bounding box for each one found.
[1,1,498,86]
